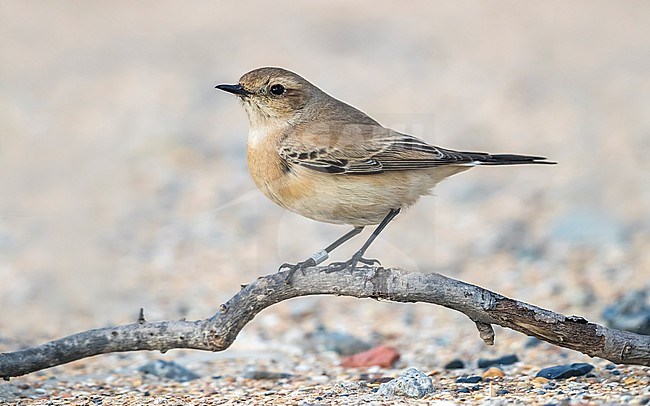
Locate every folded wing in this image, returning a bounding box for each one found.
[279,124,553,175]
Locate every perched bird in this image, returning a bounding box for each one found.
[217,67,554,279]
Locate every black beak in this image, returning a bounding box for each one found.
[216,83,250,96]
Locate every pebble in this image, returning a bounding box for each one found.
[525,337,542,348]
[138,360,200,382]
[496,389,509,395]
[444,359,465,369]
[478,354,519,368]
[377,368,434,398]
[482,367,505,379]
[536,363,594,380]
[456,376,482,384]
[602,289,650,335]
[242,368,292,380]
[310,328,372,356]
[456,387,470,394]
[340,345,400,368]
[532,377,549,385]
[310,375,330,384]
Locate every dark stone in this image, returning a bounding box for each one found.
[602,289,650,335]
[611,370,621,376]
[456,376,482,384]
[372,377,394,384]
[525,337,542,348]
[456,387,470,393]
[310,327,372,356]
[535,363,594,380]
[478,354,519,368]
[138,360,200,382]
[444,359,465,369]
[605,363,616,370]
[496,389,509,395]
[242,369,292,380]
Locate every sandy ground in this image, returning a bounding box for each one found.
[1,1,649,404]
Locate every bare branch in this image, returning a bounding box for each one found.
[1,267,649,379]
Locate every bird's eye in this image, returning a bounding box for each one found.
[270,84,285,96]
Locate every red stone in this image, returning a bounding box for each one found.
[340,345,400,368]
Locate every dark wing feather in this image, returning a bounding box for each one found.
[279,125,553,174]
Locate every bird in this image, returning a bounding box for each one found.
[216,67,554,280]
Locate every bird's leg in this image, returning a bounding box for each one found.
[326,208,401,273]
[280,226,364,282]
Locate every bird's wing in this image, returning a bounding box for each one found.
[278,124,477,175]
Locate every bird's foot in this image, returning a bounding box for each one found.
[280,249,330,283]
[279,258,316,283]
[324,252,381,273]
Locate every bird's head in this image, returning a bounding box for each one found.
[217,67,318,126]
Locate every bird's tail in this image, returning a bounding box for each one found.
[459,151,556,166]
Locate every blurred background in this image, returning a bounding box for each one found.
[1,0,648,364]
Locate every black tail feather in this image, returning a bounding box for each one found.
[462,151,556,165]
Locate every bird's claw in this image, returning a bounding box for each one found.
[280,258,316,283]
[324,253,381,273]
[357,257,381,266]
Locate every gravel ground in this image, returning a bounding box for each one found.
[1,1,649,404]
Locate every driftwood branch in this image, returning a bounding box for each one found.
[2,267,649,379]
